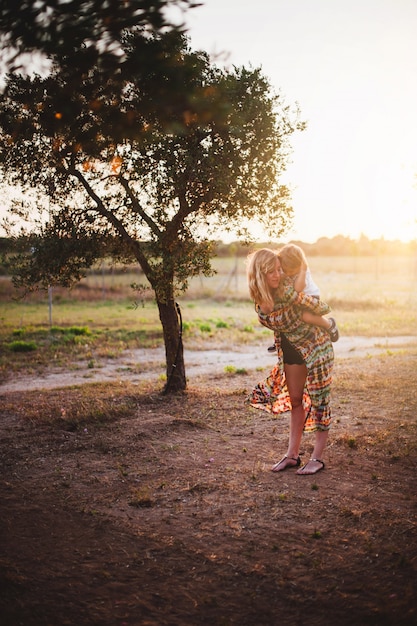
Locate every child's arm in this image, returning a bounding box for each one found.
[292,262,308,293]
[279,277,331,316]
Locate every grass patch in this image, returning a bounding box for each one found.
[7,340,37,352]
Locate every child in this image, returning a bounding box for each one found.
[267,244,339,352]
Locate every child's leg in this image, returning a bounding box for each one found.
[302,311,339,342]
[302,311,329,329]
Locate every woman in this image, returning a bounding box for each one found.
[247,248,334,475]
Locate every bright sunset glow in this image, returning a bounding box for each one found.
[186,0,417,243]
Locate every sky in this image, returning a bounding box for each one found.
[1,1,416,245]
[179,0,417,243]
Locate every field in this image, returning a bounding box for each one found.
[1,255,417,625]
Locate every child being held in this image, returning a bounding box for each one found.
[279,243,339,340]
[267,244,339,352]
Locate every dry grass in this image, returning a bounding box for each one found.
[1,254,416,383]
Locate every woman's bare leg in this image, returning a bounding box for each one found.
[297,429,329,475]
[271,363,307,471]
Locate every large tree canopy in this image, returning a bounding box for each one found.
[0,0,197,73]
[0,0,201,131]
[0,29,304,392]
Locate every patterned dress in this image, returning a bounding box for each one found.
[249,277,334,432]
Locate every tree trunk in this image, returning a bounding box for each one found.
[157,299,186,393]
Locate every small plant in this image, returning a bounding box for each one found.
[243,325,254,333]
[215,320,229,328]
[67,326,91,336]
[199,323,211,333]
[118,465,128,477]
[128,489,153,508]
[311,529,322,539]
[7,340,37,352]
[224,365,247,375]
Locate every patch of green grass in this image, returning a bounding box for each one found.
[12,328,26,337]
[50,325,91,336]
[215,320,229,328]
[7,340,37,352]
[224,365,248,375]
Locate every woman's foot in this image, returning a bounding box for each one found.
[296,458,325,475]
[271,455,301,472]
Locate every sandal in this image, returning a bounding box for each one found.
[327,318,339,342]
[271,455,301,472]
[296,458,325,475]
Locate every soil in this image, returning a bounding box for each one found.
[1,339,417,626]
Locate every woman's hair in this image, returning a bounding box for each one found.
[278,243,307,276]
[246,248,280,309]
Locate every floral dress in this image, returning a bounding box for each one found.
[249,277,334,432]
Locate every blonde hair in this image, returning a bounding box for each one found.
[278,243,307,276]
[246,248,280,309]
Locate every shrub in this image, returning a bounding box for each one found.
[215,320,229,328]
[12,328,25,336]
[7,340,37,352]
[67,326,91,336]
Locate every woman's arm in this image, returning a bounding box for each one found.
[278,277,331,316]
[295,291,331,315]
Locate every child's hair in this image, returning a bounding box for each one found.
[246,248,280,310]
[278,243,307,276]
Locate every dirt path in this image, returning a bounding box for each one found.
[1,335,416,393]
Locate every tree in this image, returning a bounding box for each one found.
[0,31,303,392]
[0,0,200,131]
[0,0,197,73]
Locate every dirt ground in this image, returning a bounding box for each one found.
[1,344,417,626]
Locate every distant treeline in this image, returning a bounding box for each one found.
[216,234,417,257]
[0,234,416,277]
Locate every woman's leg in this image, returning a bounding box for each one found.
[296,430,329,475]
[271,363,307,471]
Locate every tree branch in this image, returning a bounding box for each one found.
[117,175,162,239]
[67,166,155,280]
[165,185,215,244]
